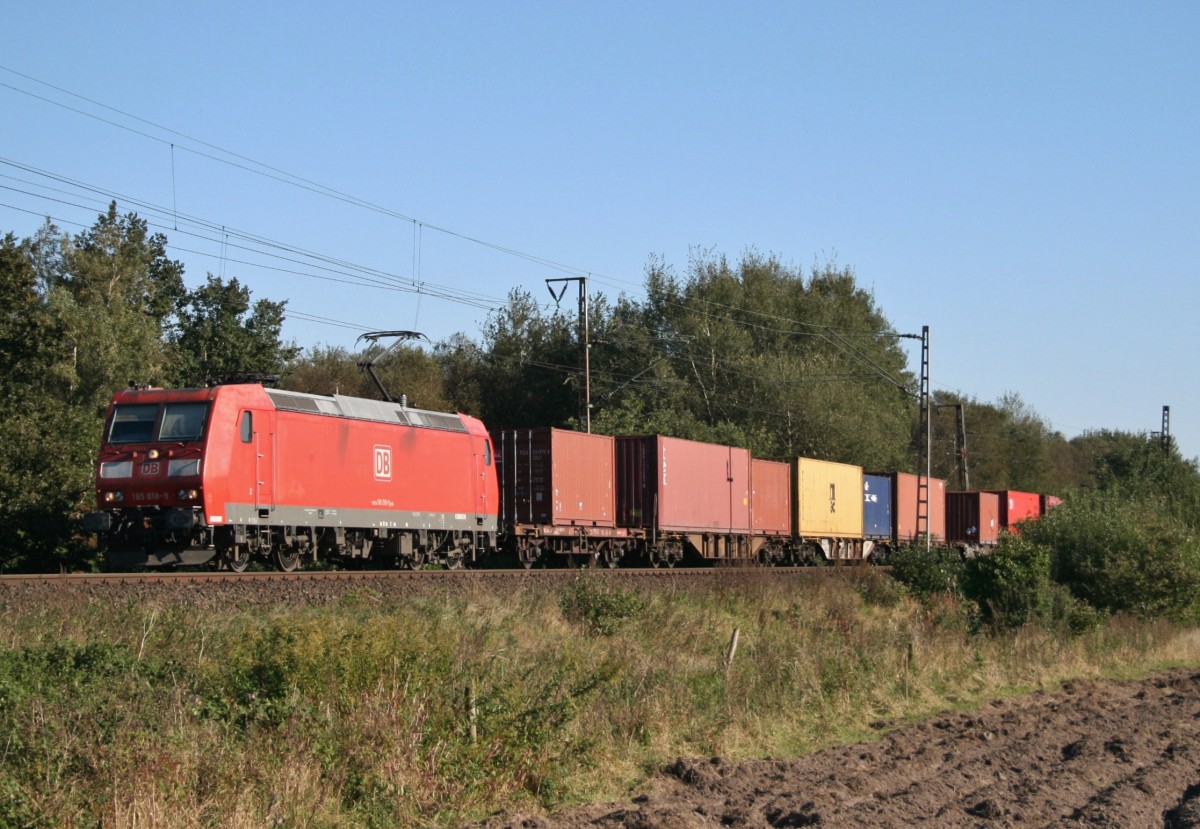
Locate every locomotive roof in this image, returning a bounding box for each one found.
[264,388,468,433]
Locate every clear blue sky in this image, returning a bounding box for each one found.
[3,2,1198,458]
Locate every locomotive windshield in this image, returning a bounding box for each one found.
[107,402,209,444]
[159,403,208,441]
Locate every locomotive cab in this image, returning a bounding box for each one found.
[85,389,216,567]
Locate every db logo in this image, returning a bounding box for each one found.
[373,446,392,481]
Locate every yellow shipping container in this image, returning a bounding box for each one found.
[791,457,864,538]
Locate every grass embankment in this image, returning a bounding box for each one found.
[1,571,1196,828]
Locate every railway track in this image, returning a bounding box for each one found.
[0,564,882,588]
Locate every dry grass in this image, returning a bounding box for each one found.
[0,572,1197,827]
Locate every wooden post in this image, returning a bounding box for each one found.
[466,682,477,744]
[724,628,741,675]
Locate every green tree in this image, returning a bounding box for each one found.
[169,275,299,387]
[0,232,95,569]
[592,251,913,467]
[43,203,185,409]
[928,392,1064,492]
[473,289,583,429]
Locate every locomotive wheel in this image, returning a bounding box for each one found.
[273,547,300,572]
[224,546,250,573]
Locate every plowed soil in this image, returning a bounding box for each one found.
[479,668,1200,828]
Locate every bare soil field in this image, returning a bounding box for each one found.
[480,668,1200,828]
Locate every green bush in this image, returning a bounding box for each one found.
[961,534,1100,633]
[1027,491,1200,621]
[559,572,646,636]
[889,544,964,600]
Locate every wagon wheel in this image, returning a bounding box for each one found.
[405,551,426,571]
[517,545,539,570]
[273,547,300,572]
[445,551,465,571]
[598,544,621,569]
[223,545,250,573]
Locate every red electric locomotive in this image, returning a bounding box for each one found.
[83,383,499,570]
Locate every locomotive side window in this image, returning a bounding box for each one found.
[484,440,493,466]
[241,411,253,443]
[159,403,208,441]
[108,405,158,443]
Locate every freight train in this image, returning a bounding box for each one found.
[83,383,1055,570]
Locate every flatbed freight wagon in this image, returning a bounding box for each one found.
[615,435,753,567]
[494,428,633,568]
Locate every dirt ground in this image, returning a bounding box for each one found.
[479,668,1200,828]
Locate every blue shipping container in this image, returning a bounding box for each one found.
[863,474,894,540]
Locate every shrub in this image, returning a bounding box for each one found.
[962,534,1101,634]
[558,573,646,636]
[1027,491,1200,622]
[889,544,964,601]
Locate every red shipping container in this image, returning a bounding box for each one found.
[494,428,616,528]
[987,490,1042,528]
[893,473,947,543]
[946,491,1000,546]
[1042,494,1063,513]
[615,435,751,534]
[752,459,791,536]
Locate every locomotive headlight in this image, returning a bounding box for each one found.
[177,488,199,501]
[147,449,160,460]
[103,491,125,503]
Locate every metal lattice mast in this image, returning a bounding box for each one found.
[915,326,931,550]
[546,277,591,432]
[1162,405,1171,451]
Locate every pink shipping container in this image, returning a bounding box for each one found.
[494,428,615,528]
[615,435,751,534]
[1042,494,1064,513]
[946,491,1001,547]
[894,473,947,543]
[987,490,1042,529]
[752,459,791,536]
